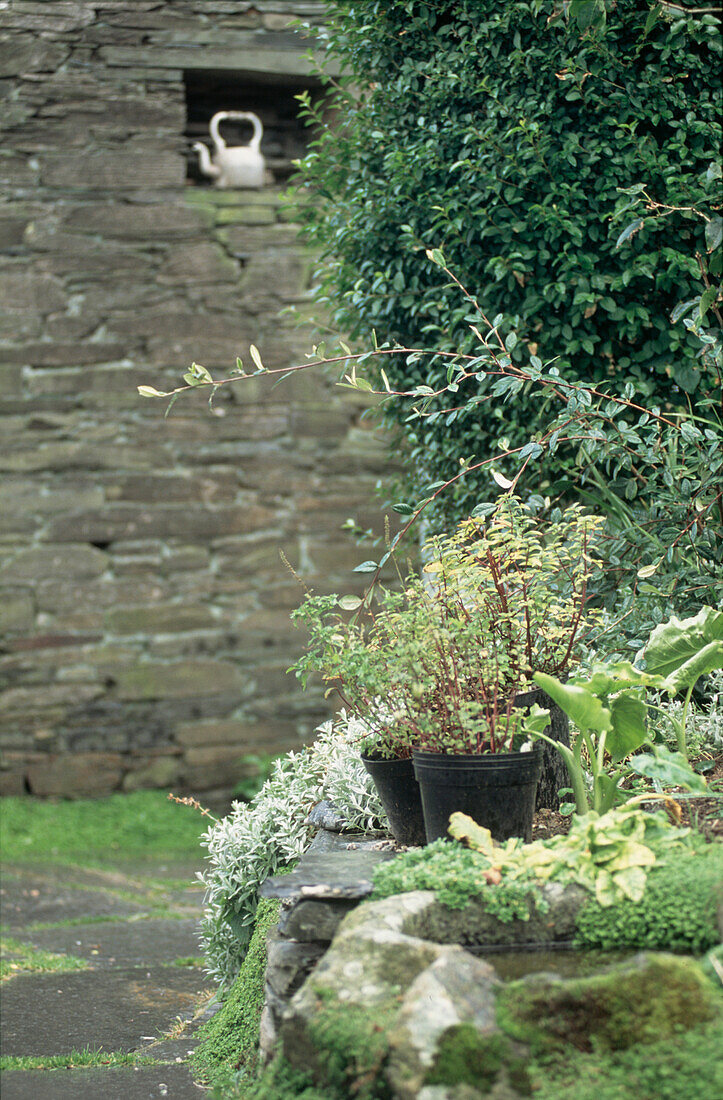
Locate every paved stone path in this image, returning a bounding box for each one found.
[1,857,216,1098]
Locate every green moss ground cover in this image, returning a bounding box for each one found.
[192,898,280,1092]
[0,1048,159,1073]
[372,838,722,954]
[0,791,206,869]
[529,1017,723,1100]
[371,837,545,917]
[575,844,723,954]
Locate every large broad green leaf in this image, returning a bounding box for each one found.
[611,864,648,903]
[663,641,723,695]
[534,673,613,732]
[607,691,648,762]
[628,745,709,793]
[578,661,666,697]
[639,606,723,678]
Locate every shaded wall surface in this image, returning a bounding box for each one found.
[0,1,395,798]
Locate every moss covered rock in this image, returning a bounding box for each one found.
[498,952,719,1054]
[280,892,529,1099]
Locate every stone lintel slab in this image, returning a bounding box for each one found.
[259,847,397,902]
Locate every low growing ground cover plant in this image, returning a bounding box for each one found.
[372,809,721,951]
[192,897,280,1092]
[199,713,385,987]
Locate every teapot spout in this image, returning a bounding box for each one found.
[193,141,220,180]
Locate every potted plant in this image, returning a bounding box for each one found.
[293,495,605,842]
[293,590,427,846]
[420,496,605,809]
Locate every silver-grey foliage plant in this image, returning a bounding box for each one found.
[198,712,386,987]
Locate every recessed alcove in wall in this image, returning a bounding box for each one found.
[184,69,319,185]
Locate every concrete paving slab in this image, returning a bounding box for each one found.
[0,967,214,1058]
[0,873,148,931]
[0,1064,208,1099]
[24,919,203,968]
[2,861,203,906]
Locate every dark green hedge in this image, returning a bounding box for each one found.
[296,0,722,520]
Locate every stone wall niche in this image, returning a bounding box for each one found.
[184,68,318,185]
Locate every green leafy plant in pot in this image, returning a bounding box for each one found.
[293,496,604,841]
[415,495,606,812]
[293,588,428,845]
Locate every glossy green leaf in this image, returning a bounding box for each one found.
[607,691,648,762]
[640,606,723,678]
[705,216,723,253]
[533,673,613,733]
[628,745,708,793]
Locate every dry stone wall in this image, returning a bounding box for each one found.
[0,2,399,798]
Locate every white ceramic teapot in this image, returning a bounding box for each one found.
[193,111,265,189]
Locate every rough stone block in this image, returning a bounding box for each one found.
[26,752,125,797]
[0,683,104,715]
[180,757,245,791]
[215,206,276,226]
[158,241,241,284]
[42,506,257,543]
[0,341,127,367]
[39,150,184,190]
[115,659,243,700]
[0,591,34,633]
[0,364,23,396]
[0,36,69,77]
[0,544,108,583]
[0,771,27,796]
[105,604,216,635]
[0,153,38,187]
[0,215,29,249]
[0,270,67,313]
[265,930,325,998]
[174,716,296,750]
[104,472,237,505]
[62,202,211,240]
[278,899,358,943]
[122,755,182,791]
[183,744,245,767]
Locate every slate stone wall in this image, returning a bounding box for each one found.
[0,2,396,798]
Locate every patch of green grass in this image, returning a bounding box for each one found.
[0,790,208,867]
[0,936,89,981]
[166,956,206,969]
[529,1017,723,1100]
[0,1047,158,1072]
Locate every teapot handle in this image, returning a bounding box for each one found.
[210,111,229,152]
[210,110,263,152]
[244,112,263,151]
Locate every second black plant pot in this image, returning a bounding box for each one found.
[412,745,543,845]
[361,753,427,847]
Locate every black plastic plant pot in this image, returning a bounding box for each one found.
[412,745,543,845]
[361,753,427,847]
